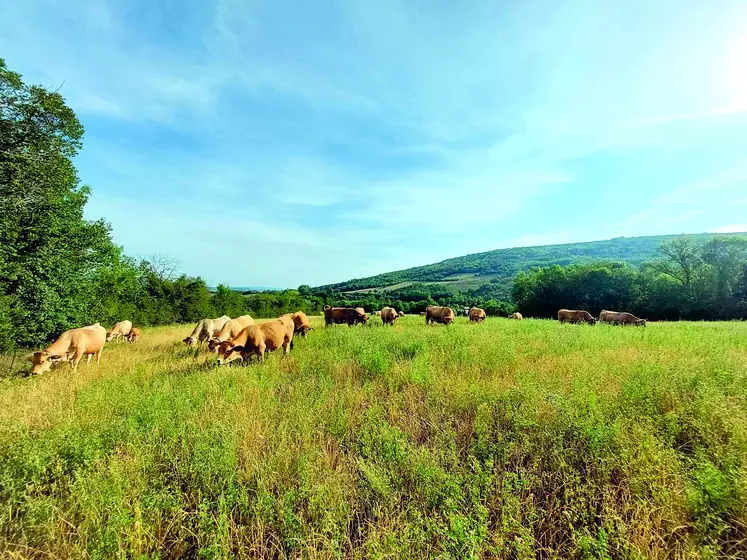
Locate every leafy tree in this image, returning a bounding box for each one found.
[0,58,119,348]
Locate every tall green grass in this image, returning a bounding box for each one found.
[1,318,745,558]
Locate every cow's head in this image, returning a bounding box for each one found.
[216,341,244,365]
[105,331,116,342]
[30,351,64,374]
[636,319,647,327]
[297,325,312,336]
[587,317,598,325]
[443,312,455,325]
[183,336,197,346]
[207,337,222,352]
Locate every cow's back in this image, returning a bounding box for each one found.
[75,325,107,352]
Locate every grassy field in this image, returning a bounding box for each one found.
[1,317,746,559]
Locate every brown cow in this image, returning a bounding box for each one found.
[380,307,398,325]
[216,316,294,364]
[126,327,141,343]
[426,305,455,325]
[323,306,367,326]
[356,308,369,324]
[207,315,255,352]
[558,309,597,325]
[282,311,313,336]
[183,315,231,346]
[509,312,523,320]
[106,320,132,342]
[469,307,486,323]
[31,323,107,374]
[599,310,646,326]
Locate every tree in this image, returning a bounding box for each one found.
[0,58,119,348]
[655,236,703,288]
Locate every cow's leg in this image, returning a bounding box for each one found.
[96,347,103,365]
[258,344,266,363]
[71,350,84,371]
[283,337,291,356]
[87,354,93,365]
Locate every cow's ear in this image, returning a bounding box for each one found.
[232,345,244,353]
[49,354,64,361]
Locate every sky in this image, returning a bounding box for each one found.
[1,0,747,288]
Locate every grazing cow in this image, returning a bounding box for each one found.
[558,309,597,325]
[282,311,313,336]
[207,315,255,352]
[373,310,382,317]
[419,311,427,316]
[106,320,132,342]
[183,315,231,346]
[398,310,405,317]
[509,312,523,320]
[31,323,107,374]
[217,316,294,364]
[323,306,367,326]
[426,305,455,325]
[380,307,398,325]
[469,307,486,323]
[126,327,141,343]
[356,308,369,324]
[599,310,647,326]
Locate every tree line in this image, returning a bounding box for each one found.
[2,58,745,352]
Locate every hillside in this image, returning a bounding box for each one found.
[316,232,746,299]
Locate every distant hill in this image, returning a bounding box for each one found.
[315,232,747,300]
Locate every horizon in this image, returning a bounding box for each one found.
[2,1,746,288]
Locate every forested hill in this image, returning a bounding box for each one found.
[317,233,745,295]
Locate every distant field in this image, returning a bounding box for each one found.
[1,317,746,558]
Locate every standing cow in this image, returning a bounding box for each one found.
[558,309,597,325]
[217,316,295,365]
[468,307,486,323]
[208,315,255,352]
[282,311,313,337]
[426,305,455,325]
[380,307,398,325]
[323,306,367,326]
[30,323,107,374]
[599,310,646,326]
[106,320,132,342]
[183,315,231,346]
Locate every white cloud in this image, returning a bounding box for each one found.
[714,224,747,233]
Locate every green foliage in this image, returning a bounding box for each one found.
[0,58,119,348]
[318,233,745,298]
[1,319,745,557]
[512,238,747,320]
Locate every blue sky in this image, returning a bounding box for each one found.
[2,0,746,288]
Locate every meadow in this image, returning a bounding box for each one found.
[0,317,745,559]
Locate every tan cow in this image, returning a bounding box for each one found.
[106,320,132,342]
[183,315,231,346]
[282,311,313,337]
[356,308,369,324]
[599,310,646,326]
[469,307,486,323]
[558,309,597,325]
[398,310,405,317]
[380,307,398,325]
[126,327,141,343]
[426,305,455,325]
[216,316,294,364]
[323,306,367,326]
[31,323,107,374]
[207,315,255,352]
[509,312,523,320]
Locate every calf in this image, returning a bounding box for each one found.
[183,315,231,346]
